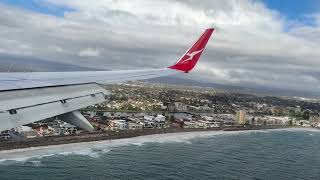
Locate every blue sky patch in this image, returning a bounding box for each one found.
[263,0,318,26]
[0,0,73,17]
[1,0,319,26]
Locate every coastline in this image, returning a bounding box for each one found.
[0,125,289,152]
[0,127,318,179]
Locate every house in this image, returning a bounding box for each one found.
[195,120,207,129]
[32,124,55,137]
[313,122,320,128]
[174,113,193,122]
[171,122,182,128]
[128,122,143,130]
[202,116,214,121]
[109,120,128,131]
[154,115,165,122]
[210,121,221,128]
[91,115,101,122]
[155,121,166,129]
[183,121,196,129]
[299,120,310,127]
[144,115,154,121]
[59,123,78,135]
[51,121,79,135]
[194,120,220,129]
[142,121,155,129]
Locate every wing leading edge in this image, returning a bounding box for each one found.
[0,28,214,91]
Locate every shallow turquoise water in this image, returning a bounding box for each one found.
[0,128,319,180]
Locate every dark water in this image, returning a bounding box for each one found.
[0,128,320,180]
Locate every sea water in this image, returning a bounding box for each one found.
[0,128,319,180]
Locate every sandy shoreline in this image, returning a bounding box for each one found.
[0,125,288,152]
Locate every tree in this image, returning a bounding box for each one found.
[170,115,175,122]
[302,110,310,120]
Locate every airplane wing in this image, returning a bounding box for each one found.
[0,68,176,91]
[0,28,214,132]
[0,28,214,91]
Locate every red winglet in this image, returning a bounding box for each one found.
[168,28,214,73]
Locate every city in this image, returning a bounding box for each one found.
[1,82,319,146]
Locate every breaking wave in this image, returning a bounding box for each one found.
[0,128,317,164]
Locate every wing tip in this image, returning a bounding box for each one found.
[168,28,214,73]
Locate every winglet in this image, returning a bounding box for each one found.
[168,28,214,73]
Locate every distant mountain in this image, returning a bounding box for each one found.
[144,76,246,91]
[1,54,319,99]
[0,54,102,72]
[145,76,320,99]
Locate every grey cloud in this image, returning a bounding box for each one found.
[0,1,320,93]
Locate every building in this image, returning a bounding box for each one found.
[271,106,284,116]
[309,115,320,124]
[183,121,196,128]
[155,121,166,129]
[195,120,207,129]
[51,120,79,135]
[295,106,301,115]
[236,110,246,125]
[58,123,78,135]
[33,125,54,137]
[202,116,213,121]
[210,122,221,128]
[128,122,143,130]
[174,102,187,112]
[0,130,11,140]
[109,120,128,131]
[144,115,154,121]
[154,115,166,122]
[174,113,193,122]
[167,103,175,112]
[298,120,310,127]
[15,126,37,138]
[142,121,155,129]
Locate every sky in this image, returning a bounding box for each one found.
[1,0,320,92]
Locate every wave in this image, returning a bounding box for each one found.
[0,128,318,164]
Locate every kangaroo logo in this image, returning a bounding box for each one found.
[180,49,203,63]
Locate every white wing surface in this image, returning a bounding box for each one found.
[0,68,176,91]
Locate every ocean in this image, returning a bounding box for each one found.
[0,128,319,180]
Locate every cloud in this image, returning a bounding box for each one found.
[79,48,100,57]
[1,0,320,92]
